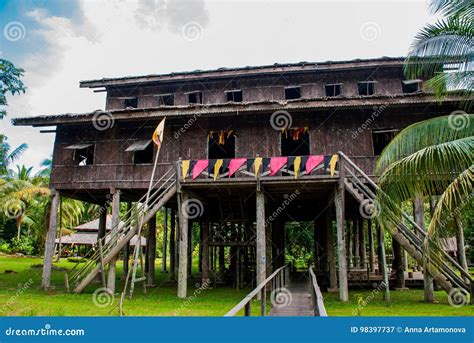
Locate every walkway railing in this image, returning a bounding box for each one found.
[224,264,289,317]
[309,266,328,316]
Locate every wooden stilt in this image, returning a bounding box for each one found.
[368,219,375,273]
[107,188,120,293]
[325,209,337,290]
[42,190,60,290]
[169,208,176,279]
[162,208,168,272]
[219,245,225,282]
[347,221,353,269]
[358,218,366,269]
[202,221,210,285]
[454,216,468,282]
[414,193,434,301]
[178,192,189,299]
[334,186,348,302]
[146,213,157,286]
[188,221,193,276]
[353,219,359,269]
[377,225,391,302]
[122,202,132,279]
[392,238,405,289]
[256,190,267,299]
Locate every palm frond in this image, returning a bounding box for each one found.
[430,0,474,20]
[377,136,473,207]
[428,165,473,237]
[376,114,474,173]
[6,143,28,165]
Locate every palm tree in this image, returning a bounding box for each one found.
[405,0,473,108]
[0,134,28,176]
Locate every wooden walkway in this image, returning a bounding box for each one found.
[268,278,314,316]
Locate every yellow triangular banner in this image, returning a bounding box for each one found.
[214,159,223,180]
[254,157,262,177]
[294,156,301,179]
[329,154,338,176]
[182,160,190,180]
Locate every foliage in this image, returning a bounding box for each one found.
[404,0,473,110]
[9,237,35,255]
[0,59,26,119]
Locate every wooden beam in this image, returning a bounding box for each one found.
[122,202,132,279]
[162,208,168,272]
[202,221,210,285]
[146,213,157,286]
[334,186,348,302]
[169,208,176,279]
[107,188,120,293]
[42,190,60,289]
[368,219,375,272]
[414,194,434,302]
[325,209,337,290]
[358,218,366,269]
[256,190,267,299]
[178,192,189,299]
[377,224,391,302]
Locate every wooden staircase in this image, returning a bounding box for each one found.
[66,167,177,293]
[339,152,472,297]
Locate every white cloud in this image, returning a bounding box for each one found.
[4,0,436,172]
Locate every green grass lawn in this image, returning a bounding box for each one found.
[0,255,472,316]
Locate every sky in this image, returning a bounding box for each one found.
[1,0,438,172]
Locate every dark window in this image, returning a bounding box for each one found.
[133,143,154,164]
[208,132,236,160]
[358,82,376,95]
[226,90,242,102]
[188,92,203,104]
[73,145,94,166]
[157,94,175,106]
[325,84,342,97]
[402,80,421,93]
[372,130,398,155]
[281,129,310,157]
[285,86,301,100]
[124,97,138,108]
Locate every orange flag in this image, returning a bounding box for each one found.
[152,117,166,151]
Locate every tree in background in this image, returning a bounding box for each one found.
[0,58,25,119]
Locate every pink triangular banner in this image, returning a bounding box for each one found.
[228,158,247,177]
[306,155,324,174]
[192,160,209,180]
[270,157,288,176]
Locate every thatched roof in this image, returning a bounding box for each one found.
[74,214,124,232]
[55,232,146,246]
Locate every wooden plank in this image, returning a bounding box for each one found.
[177,191,189,299]
[42,190,60,289]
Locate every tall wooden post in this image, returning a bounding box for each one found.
[42,190,60,290]
[256,190,267,299]
[202,221,210,285]
[123,202,132,279]
[219,245,225,282]
[377,225,391,302]
[169,208,176,279]
[97,204,107,241]
[414,194,434,301]
[178,192,189,298]
[392,238,406,289]
[146,213,157,286]
[334,185,348,302]
[162,208,168,272]
[353,219,359,269]
[107,188,120,293]
[188,221,193,276]
[347,221,353,269]
[358,218,366,269]
[454,216,468,282]
[325,209,338,290]
[368,219,375,272]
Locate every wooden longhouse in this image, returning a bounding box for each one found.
[13,56,472,302]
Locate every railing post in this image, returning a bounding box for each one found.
[260,285,266,316]
[245,301,252,316]
[176,158,182,193]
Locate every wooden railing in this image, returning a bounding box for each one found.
[309,266,328,317]
[224,264,289,317]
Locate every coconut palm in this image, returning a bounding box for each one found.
[0,134,28,176]
[405,0,473,108]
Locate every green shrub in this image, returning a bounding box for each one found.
[10,237,35,255]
